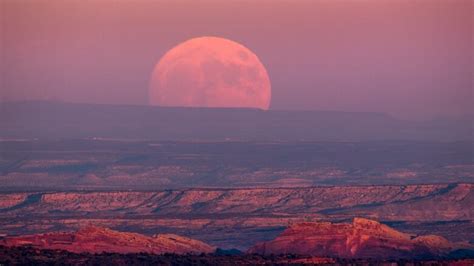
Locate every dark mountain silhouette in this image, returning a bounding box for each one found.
[1,101,471,141]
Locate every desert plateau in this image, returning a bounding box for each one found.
[1,0,472,263]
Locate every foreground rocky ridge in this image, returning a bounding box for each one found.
[1,219,472,260]
[0,226,215,254]
[5,246,473,266]
[248,218,473,259]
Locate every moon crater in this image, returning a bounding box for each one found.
[149,36,271,109]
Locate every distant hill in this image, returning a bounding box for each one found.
[1,226,215,254]
[248,218,473,259]
[0,101,471,141]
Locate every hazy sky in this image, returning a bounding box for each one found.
[1,0,472,119]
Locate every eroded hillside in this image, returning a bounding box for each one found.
[1,183,472,250]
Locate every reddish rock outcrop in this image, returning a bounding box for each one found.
[0,226,215,254]
[248,218,471,259]
[1,184,472,250]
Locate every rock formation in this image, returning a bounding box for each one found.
[248,218,471,259]
[0,226,215,254]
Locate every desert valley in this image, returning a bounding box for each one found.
[1,1,472,261]
[0,103,473,264]
[0,103,474,264]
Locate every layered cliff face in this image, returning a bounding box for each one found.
[1,184,472,220]
[0,226,215,254]
[0,183,472,250]
[248,218,470,259]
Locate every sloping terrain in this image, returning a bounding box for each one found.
[248,218,472,259]
[1,183,472,220]
[1,226,215,254]
[1,219,472,260]
[2,246,473,265]
[0,245,337,265]
[1,140,472,189]
[0,183,472,250]
[321,183,473,220]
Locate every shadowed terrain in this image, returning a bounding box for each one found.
[1,101,472,142]
[1,219,473,263]
[1,139,472,190]
[1,183,472,250]
[5,246,472,266]
[0,102,472,259]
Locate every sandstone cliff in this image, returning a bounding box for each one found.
[0,226,215,254]
[248,218,471,259]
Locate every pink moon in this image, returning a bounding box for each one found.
[149,36,271,110]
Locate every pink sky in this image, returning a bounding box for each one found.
[1,0,472,119]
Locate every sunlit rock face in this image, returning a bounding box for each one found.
[0,184,472,251]
[149,36,271,110]
[248,218,470,259]
[1,226,215,255]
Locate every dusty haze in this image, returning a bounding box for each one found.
[0,0,472,119]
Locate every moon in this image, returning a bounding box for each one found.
[149,36,271,110]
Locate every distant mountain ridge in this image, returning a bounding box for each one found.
[1,101,471,141]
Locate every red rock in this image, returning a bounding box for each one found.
[0,225,215,254]
[248,218,471,259]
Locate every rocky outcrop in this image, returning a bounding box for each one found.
[0,194,28,209]
[0,226,215,254]
[1,184,472,250]
[1,184,472,221]
[248,218,471,259]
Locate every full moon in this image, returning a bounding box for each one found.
[149,36,271,110]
